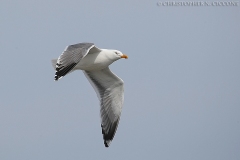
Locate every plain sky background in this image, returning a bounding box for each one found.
[1,1,240,160]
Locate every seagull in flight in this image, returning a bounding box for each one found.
[51,43,128,147]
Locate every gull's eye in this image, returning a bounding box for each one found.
[115,52,118,55]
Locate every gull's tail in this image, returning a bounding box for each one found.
[51,59,57,70]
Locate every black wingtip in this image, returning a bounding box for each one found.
[54,62,76,81]
[104,141,109,147]
[101,124,112,147]
[101,121,120,148]
[54,74,61,81]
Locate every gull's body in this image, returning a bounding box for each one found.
[51,43,128,147]
[75,49,118,71]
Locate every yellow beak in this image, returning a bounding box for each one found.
[121,54,128,59]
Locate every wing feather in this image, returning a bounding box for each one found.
[54,43,100,80]
[83,67,124,147]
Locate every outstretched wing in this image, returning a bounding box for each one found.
[83,67,124,147]
[54,43,101,80]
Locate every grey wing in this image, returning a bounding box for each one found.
[54,43,100,81]
[83,67,124,147]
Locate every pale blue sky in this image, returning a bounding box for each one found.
[1,1,240,160]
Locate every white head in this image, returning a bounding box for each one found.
[105,49,128,61]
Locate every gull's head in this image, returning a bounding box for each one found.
[109,50,128,61]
